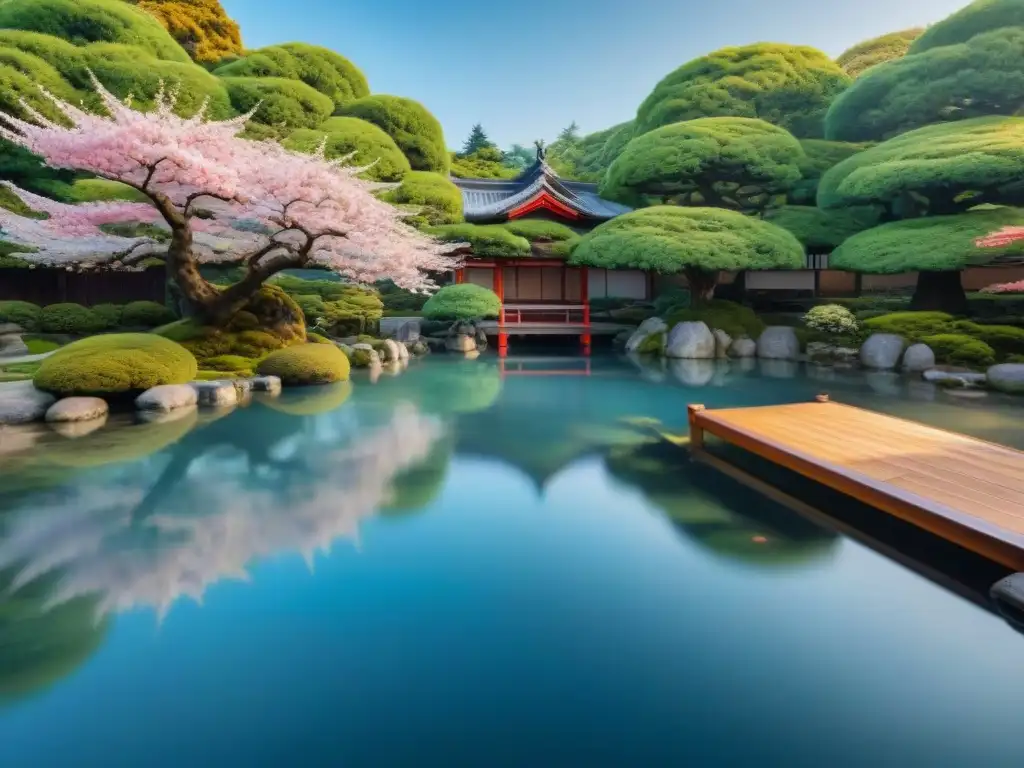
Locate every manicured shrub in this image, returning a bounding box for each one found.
[0,47,80,122]
[283,118,410,182]
[124,0,243,64]
[381,171,463,225]
[0,0,192,63]
[221,76,334,131]
[202,354,255,374]
[120,300,176,328]
[338,95,448,173]
[422,284,501,321]
[836,28,924,77]
[910,0,1024,54]
[500,219,578,242]
[214,42,368,109]
[803,304,859,335]
[862,311,957,341]
[40,304,106,334]
[449,148,519,180]
[33,333,198,397]
[256,343,350,385]
[91,303,123,329]
[306,332,331,344]
[920,333,996,368]
[426,223,531,259]
[0,300,41,330]
[953,320,1024,357]
[764,205,880,253]
[665,299,766,340]
[293,293,327,321]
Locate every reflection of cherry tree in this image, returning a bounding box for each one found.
[0,404,441,621]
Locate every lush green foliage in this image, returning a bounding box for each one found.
[837,28,924,77]
[449,147,518,179]
[825,27,1024,142]
[863,311,959,339]
[804,304,859,335]
[120,300,176,327]
[91,303,123,329]
[338,95,448,173]
[818,117,1024,212]
[426,223,531,258]
[788,139,871,204]
[34,333,198,397]
[257,343,350,385]
[39,304,106,334]
[214,42,368,109]
[664,299,766,339]
[920,333,996,367]
[125,0,242,64]
[221,76,333,131]
[635,43,852,139]
[283,118,410,182]
[764,205,881,253]
[0,0,191,62]
[570,123,632,182]
[910,0,1024,53]
[598,122,636,170]
[500,219,578,242]
[202,353,256,375]
[0,300,41,330]
[422,284,501,320]
[601,117,804,206]
[61,178,150,203]
[0,46,80,122]
[830,207,1024,273]
[569,206,804,273]
[460,123,494,156]
[381,171,463,225]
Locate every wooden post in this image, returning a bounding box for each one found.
[580,266,591,355]
[688,404,705,452]
[495,262,508,357]
[455,269,465,284]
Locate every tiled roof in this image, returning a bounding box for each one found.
[452,159,631,223]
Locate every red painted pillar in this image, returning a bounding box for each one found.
[495,262,508,358]
[580,267,591,356]
[455,268,465,284]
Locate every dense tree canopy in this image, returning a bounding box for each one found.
[338,95,448,173]
[569,205,803,299]
[221,76,334,132]
[836,28,924,77]
[787,138,870,204]
[818,116,1024,214]
[214,43,368,110]
[449,146,517,179]
[764,204,882,253]
[125,0,242,64]
[598,122,636,169]
[282,118,410,182]
[909,0,1024,53]
[635,43,852,139]
[601,117,804,208]
[0,0,191,63]
[825,27,1024,142]
[381,171,463,225]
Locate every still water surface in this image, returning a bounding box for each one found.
[1,355,1023,767]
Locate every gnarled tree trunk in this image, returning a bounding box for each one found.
[684,267,719,305]
[910,270,967,315]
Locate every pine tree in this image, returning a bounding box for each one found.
[461,124,494,156]
[557,121,581,144]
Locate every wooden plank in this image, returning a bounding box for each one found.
[690,399,1024,571]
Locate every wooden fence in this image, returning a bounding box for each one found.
[0,268,166,306]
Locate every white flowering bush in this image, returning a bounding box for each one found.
[803,304,858,336]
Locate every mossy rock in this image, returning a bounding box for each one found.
[665,300,765,340]
[862,311,956,342]
[33,333,198,398]
[256,343,350,385]
[306,332,332,344]
[350,347,377,367]
[263,381,352,416]
[920,333,996,369]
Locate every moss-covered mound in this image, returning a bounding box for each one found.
[426,223,531,258]
[920,333,997,368]
[338,95,448,173]
[120,300,176,328]
[39,303,106,334]
[257,343,350,385]
[283,118,411,182]
[764,205,882,253]
[221,75,334,132]
[500,219,578,242]
[862,310,1024,362]
[422,284,501,321]
[836,28,924,77]
[381,171,463,225]
[665,299,766,339]
[33,333,198,397]
[0,300,41,331]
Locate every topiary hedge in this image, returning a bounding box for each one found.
[256,343,350,385]
[0,300,41,331]
[426,223,531,258]
[920,333,997,368]
[33,333,198,397]
[91,303,123,329]
[282,118,410,182]
[862,311,958,341]
[422,284,501,321]
[40,304,106,334]
[120,300,176,328]
[500,219,578,242]
[338,95,448,173]
[221,76,334,131]
[381,171,463,225]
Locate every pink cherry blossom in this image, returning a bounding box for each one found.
[976,227,1024,249]
[980,280,1024,294]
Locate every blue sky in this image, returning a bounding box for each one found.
[221,0,967,150]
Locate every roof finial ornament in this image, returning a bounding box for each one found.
[534,139,546,162]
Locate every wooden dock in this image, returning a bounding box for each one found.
[688,398,1024,571]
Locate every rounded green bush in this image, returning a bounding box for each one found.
[837,28,924,77]
[422,284,501,321]
[425,224,531,259]
[382,171,463,225]
[910,0,1024,53]
[221,76,334,131]
[282,118,410,182]
[338,95,448,173]
[40,303,105,334]
[920,333,996,368]
[953,320,1024,358]
[0,47,80,122]
[306,332,331,344]
[0,300,41,330]
[120,300,176,328]
[91,303,123,329]
[0,0,192,63]
[665,299,766,339]
[863,311,957,341]
[33,333,198,397]
[803,304,858,335]
[256,343,350,385]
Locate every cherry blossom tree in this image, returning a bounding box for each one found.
[0,75,461,322]
[977,227,1024,249]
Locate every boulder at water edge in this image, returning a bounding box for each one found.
[45,397,109,423]
[251,375,282,394]
[665,322,715,359]
[729,337,756,358]
[986,364,1024,394]
[395,321,420,343]
[136,384,199,412]
[757,327,799,360]
[860,333,905,370]
[379,339,401,362]
[713,329,732,359]
[396,342,410,361]
[446,334,477,353]
[191,380,238,407]
[625,317,668,353]
[0,381,56,424]
[902,343,935,372]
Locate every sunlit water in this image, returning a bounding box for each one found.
[2,354,1024,767]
